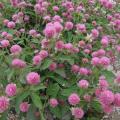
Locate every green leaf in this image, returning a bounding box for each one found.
[54,68,66,78]
[101,70,115,84]
[15,91,30,113]
[31,92,42,110]
[47,83,60,97]
[56,55,74,65]
[40,58,53,70]
[50,107,61,119]
[30,83,46,91]
[26,105,37,120]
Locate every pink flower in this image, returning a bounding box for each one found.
[49,62,57,71]
[53,6,59,12]
[49,98,58,108]
[12,59,26,68]
[10,45,22,54]
[76,24,86,33]
[39,50,48,59]
[1,32,8,37]
[44,23,56,38]
[97,49,106,56]
[54,22,63,33]
[99,79,109,89]
[10,0,19,7]
[99,90,114,105]
[114,93,120,107]
[91,29,99,38]
[71,107,84,119]
[100,57,110,67]
[33,55,42,65]
[91,57,100,66]
[5,83,17,97]
[101,36,109,47]
[68,93,80,105]
[1,40,10,48]
[102,104,113,114]
[55,40,64,50]
[116,75,120,83]
[79,67,88,75]
[26,72,40,85]
[20,102,30,112]
[0,96,9,113]
[7,21,15,29]
[29,29,37,37]
[84,94,91,102]
[41,39,49,48]
[78,80,89,89]
[116,45,120,53]
[65,21,73,30]
[3,19,9,26]
[64,43,73,50]
[71,65,80,73]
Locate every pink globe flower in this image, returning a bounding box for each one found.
[33,55,42,65]
[7,21,15,29]
[44,24,56,38]
[65,21,73,30]
[39,50,48,59]
[0,96,9,113]
[91,29,99,38]
[29,29,37,37]
[114,93,120,107]
[49,98,58,108]
[100,57,110,67]
[26,72,40,85]
[12,59,26,68]
[99,90,114,105]
[79,67,88,75]
[54,22,63,33]
[41,39,49,48]
[49,62,57,71]
[101,36,109,47]
[83,94,91,102]
[102,104,113,114]
[71,65,80,73]
[1,40,10,48]
[20,102,30,112]
[10,44,22,54]
[71,107,84,119]
[3,19,9,26]
[68,93,80,105]
[1,32,8,37]
[53,6,59,12]
[99,79,109,89]
[55,40,64,50]
[116,75,120,83]
[5,83,17,97]
[76,24,86,33]
[10,0,19,7]
[91,57,100,66]
[64,43,73,50]
[78,80,89,89]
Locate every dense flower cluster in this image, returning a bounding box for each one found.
[0,0,120,119]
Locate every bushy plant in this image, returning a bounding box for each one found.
[0,0,120,120]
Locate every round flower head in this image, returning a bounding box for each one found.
[68,93,80,105]
[91,29,99,38]
[91,57,100,66]
[102,104,113,114]
[100,57,110,67]
[44,23,56,38]
[53,22,63,33]
[65,21,73,30]
[76,24,86,33]
[33,55,42,65]
[1,40,10,48]
[39,50,48,59]
[0,96,9,113]
[71,107,84,119]
[55,40,64,50]
[79,67,88,75]
[49,62,57,71]
[20,102,30,112]
[116,75,120,83]
[5,83,17,97]
[26,72,40,85]
[71,64,80,73]
[7,21,15,29]
[29,29,37,37]
[78,80,89,89]
[99,90,114,105]
[98,79,109,89]
[114,93,120,107]
[10,44,22,54]
[83,94,91,102]
[49,98,58,108]
[12,59,26,68]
